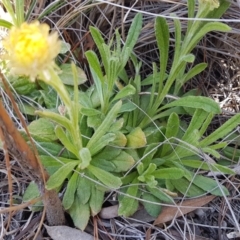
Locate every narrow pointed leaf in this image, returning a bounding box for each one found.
[118,181,139,217]
[160,96,221,114]
[46,161,78,190]
[181,159,234,174]
[79,148,92,169]
[112,84,136,102]
[88,165,122,189]
[89,186,105,216]
[89,133,116,156]
[77,176,91,204]
[141,193,162,218]
[161,112,179,156]
[186,22,231,53]
[35,110,73,133]
[62,172,79,209]
[182,63,207,84]
[192,175,229,196]
[55,125,78,157]
[122,13,142,66]
[155,17,169,85]
[87,101,122,150]
[171,178,205,197]
[69,198,90,231]
[200,113,240,147]
[153,168,184,179]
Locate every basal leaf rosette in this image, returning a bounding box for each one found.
[2,21,61,81]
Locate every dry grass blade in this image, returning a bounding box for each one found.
[0,72,65,227]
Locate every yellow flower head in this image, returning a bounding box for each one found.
[2,21,61,81]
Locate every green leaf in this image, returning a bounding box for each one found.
[161,112,179,156]
[181,160,235,174]
[141,193,162,218]
[0,0,16,25]
[118,181,139,217]
[79,148,92,169]
[89,186,105,215]
[40,155,75,175]
[62,172,79,210]
[80,107,102,117]
[141,143,159,167]
[89,26,108,73]
[181,54,195,63]
[108,118,124,132]
[182,109,209,141]
[91,158,116,172]
[85,51,104,106]
[192,175,229,196]
[69,197,90,231]
[92,146,121,161]
[112,84,136,102]
[186,22,231,54]
[22,182,42,212]
[39,89,58,109]
[199,112,214,136]
[202,147,221,158]
[138,163,157,182]
[90,133,116,156]
[15,0,24,24]
[182,63,207,84]
[87,114,103,130]
[155,17,169,87]
[141,72,166,86]
[46,161,78,190]
[23,182,40,202]
[87,101,122,151]
[171,178,205,197]
[59,63,87,86]
[200,113,240,147]
[153,168,184,179]
[35,110,73,134]
[11,76,37,95]
[126,127,147,148]
[186,0,195,31]
[146,186,174,203]
[88,165,122,189]
[77,176,91,204]
[160,96,221,114]
[0,19,13,28]
[119,101,137,113]
[111,131,127,147]
[223,146,240,161]
[122,13,142,67]
[55,126,78,157]
[112,151,135,172]
[27,118,57,142]
[18,103,36,116]
[37,142,76,159]
[60,41,71,54]
[173,16,182,61]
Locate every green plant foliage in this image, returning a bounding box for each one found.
[7,0,240,231]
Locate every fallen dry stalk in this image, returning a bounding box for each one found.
[0,72,65,226]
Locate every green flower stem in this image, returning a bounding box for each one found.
[39,67,82,151]
[40,67,72,110]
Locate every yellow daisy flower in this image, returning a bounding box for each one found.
[2,21,61,81]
